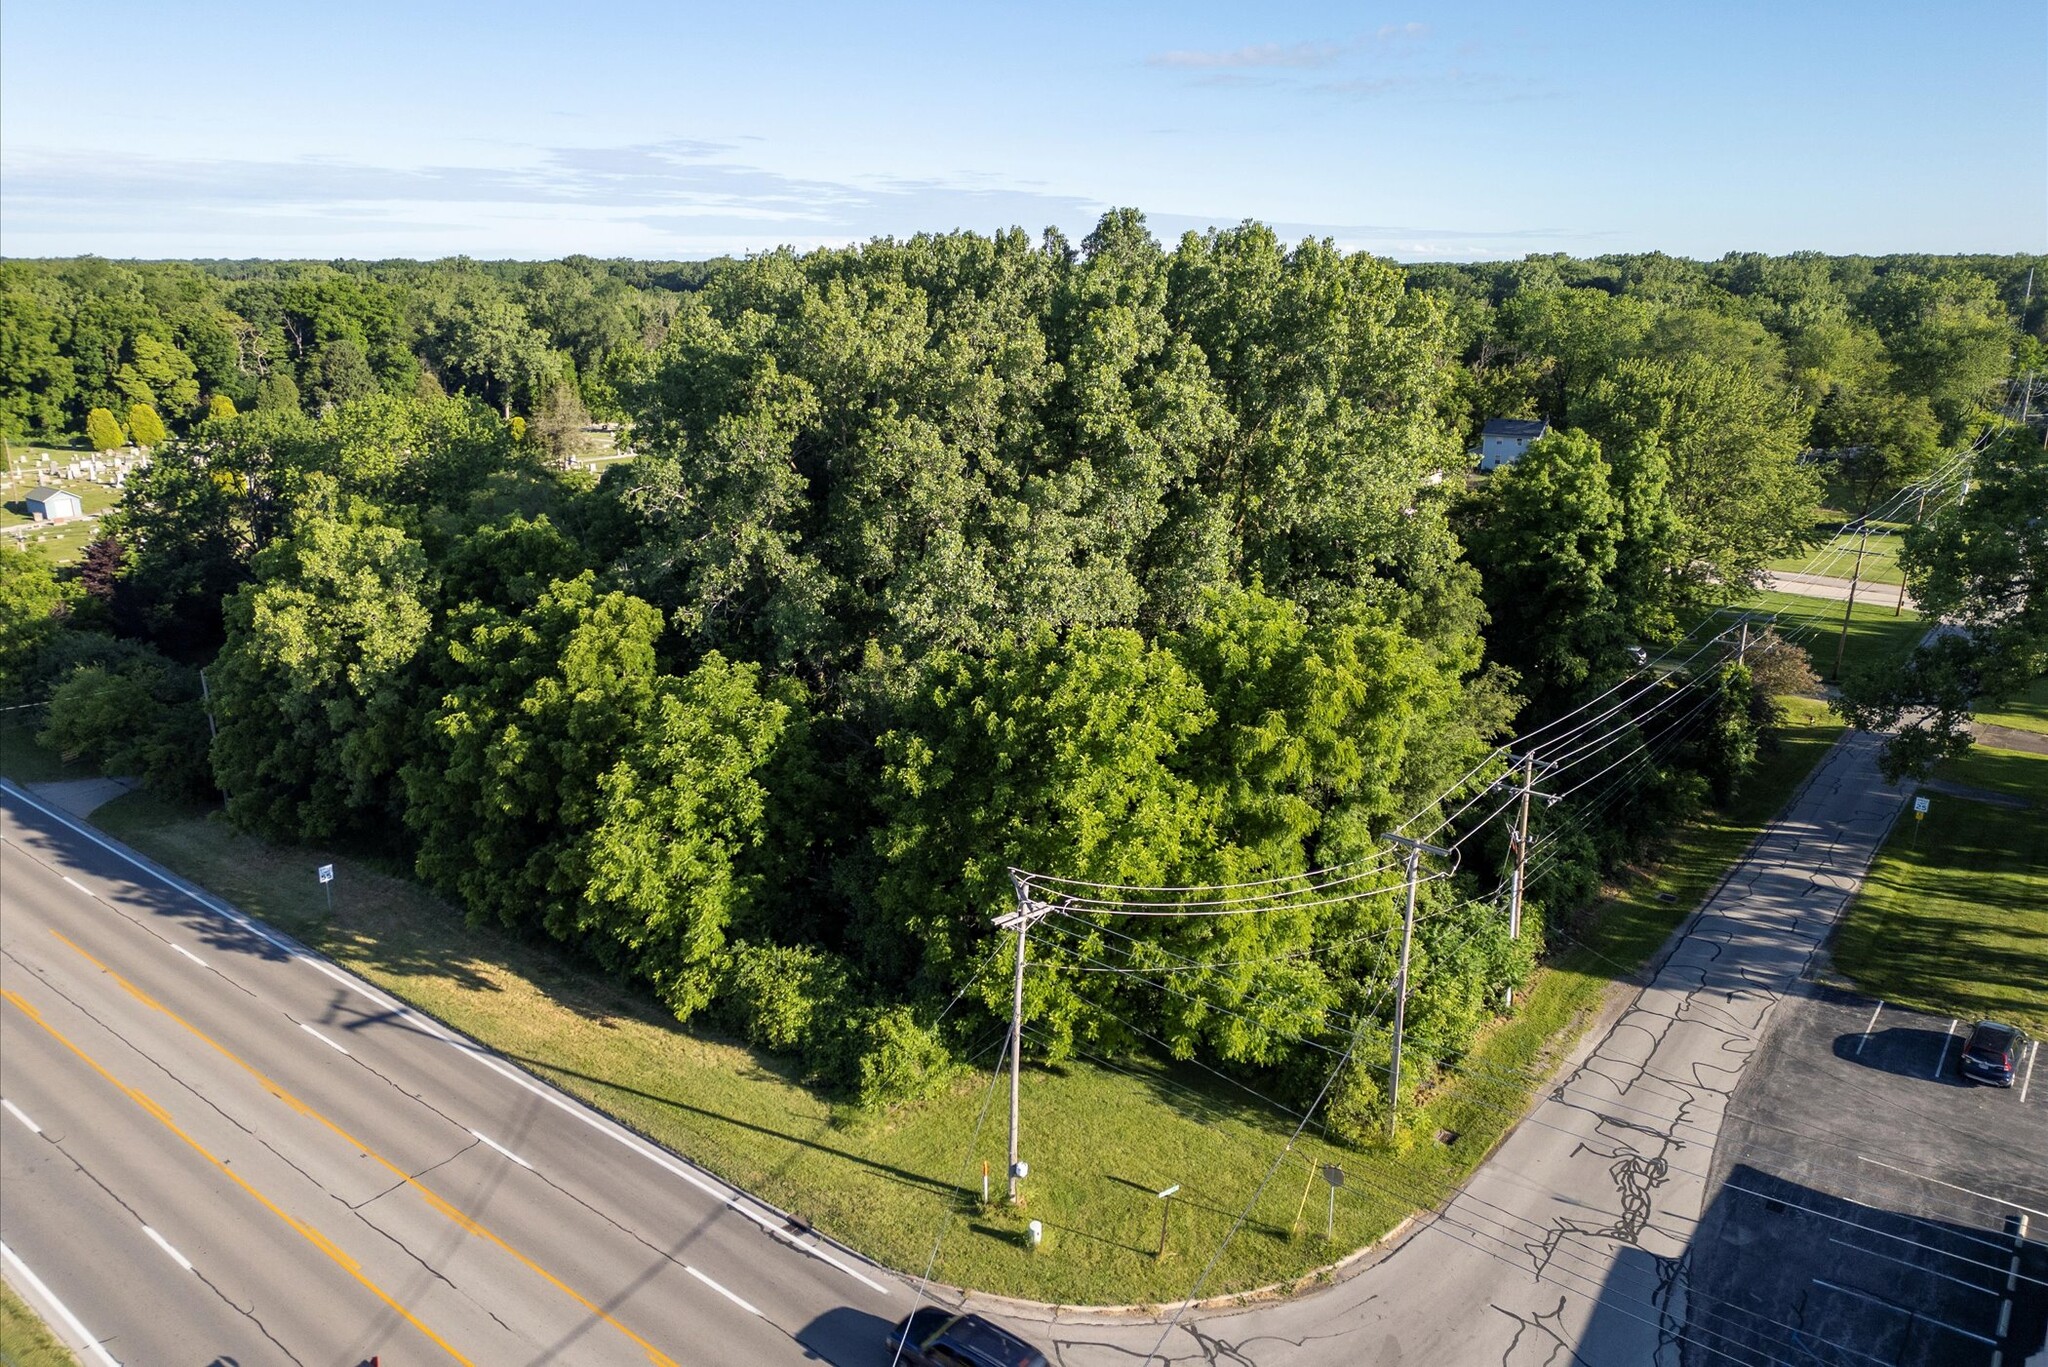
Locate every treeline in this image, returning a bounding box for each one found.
[0,254,718,446]
[2,220,2038,1135]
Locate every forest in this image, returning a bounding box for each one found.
[3,221,2042,1134]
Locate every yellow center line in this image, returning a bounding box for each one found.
[0,986,476,1366]
[48,929,684,1367]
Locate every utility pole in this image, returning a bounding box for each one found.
[198,666,218,741]
[1894,485,1927,617]
[1507,752,1535,942]
[1831,520,1871,682]
[1381,834,1450,1139]
[997,875,1052,1203]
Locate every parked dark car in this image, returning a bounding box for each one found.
[1958,1020,2028,1087]
[887,1308,1049,1367]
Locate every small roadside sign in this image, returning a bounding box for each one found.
[317,863,335,883]
[1912,796,1930,819]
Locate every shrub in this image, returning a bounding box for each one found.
[38,646,213,799]
[717,942,853,1052]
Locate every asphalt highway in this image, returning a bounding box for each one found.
[4,728,2014,1367]
[0,782,911,1367]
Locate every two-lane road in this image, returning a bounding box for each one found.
[0,782,909,1366]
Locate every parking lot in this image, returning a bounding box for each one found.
[1688,981,2046,1366]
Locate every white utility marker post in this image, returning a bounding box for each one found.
[1382,834,1450,1139]
[998,874,1053,1203]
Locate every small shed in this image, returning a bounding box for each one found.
[1477,418,1550,472]
[25,486,84,522]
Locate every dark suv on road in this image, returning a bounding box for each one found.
[1958,1020,2028,1087]
[887,1308,1049,1367]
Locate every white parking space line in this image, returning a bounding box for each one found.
[0,1239,122,1367]
[172,943,207,968]
[141,1225,194,1272]
[469,1129,533,1169]
[2,1098,42,1133]
[1811,1279,1998,1345]
[2022,1040,2039,1104]
[1858,1156,2048,1219]
[298,1023,350,1056]
[686,1264,763,1316]
[1856,1000,1884,1054]
[1826,1236,1998,1294]
[1933,1018,1958,1078]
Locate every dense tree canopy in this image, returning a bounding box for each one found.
[8,228,2039,1128]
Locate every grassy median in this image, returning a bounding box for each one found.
[6,701,1843,1304]
[1830,745,2048,1035]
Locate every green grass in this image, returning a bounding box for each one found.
[1694,589,1923,685]
[75,701,1847,1305]
[1830,746,2048,1036]
[0,715,92,786]
[0,474,118,566]
[1766,522,1907,587]
[0,479,120,528]
[1974,677,2048,737]
[0,1277,80,1367]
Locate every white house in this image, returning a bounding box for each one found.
[1476,418,1550,472]
[25,486,83,522]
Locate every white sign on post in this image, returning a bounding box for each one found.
[1912,796,1930,817]
[317,863,335,884]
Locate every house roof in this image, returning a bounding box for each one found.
[26,486,74,502]
[1481,418,1549,440]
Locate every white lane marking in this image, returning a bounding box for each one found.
[62,875,89,893]
[298,1023,350,1056]
[686,1264,763,1316]
[1858,1155,2048,1219]
[2,1098,42,1134]
[1855,1000,1884,1054]
[1999,1297,2012,1334]
[4,778,895,1297]
[1826,1236,1998,1294]
[0,1239,122,1366]
[3,782,303,957]
[1810,1278,1998,1344]
[2021,1039,2039,1104]
[725,1198,891,1294]
[140,1225,193,1272]
[469,1129,533,1169]
[296,955,455,1042]
[1933,1018,1958,1078]
[172,944,207,968]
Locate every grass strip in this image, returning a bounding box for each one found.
[7,703,1843,1305]
[0,1276,81,1367]
[1829,745,2048,1036]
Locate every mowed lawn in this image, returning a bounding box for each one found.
[1687,589,1923,684]
[1975,677,2048,736]
[1767,521,1907,586]
[1,699,1848,1305]
[1830,746,2048,1036]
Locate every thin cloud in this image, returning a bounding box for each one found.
[1147,40,1342,70]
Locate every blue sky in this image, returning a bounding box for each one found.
[3,0,2042,261]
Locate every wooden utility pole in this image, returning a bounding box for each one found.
[997,875,1050,1203]
[1832,521,1871,682]
[1381,834,1450,1138]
